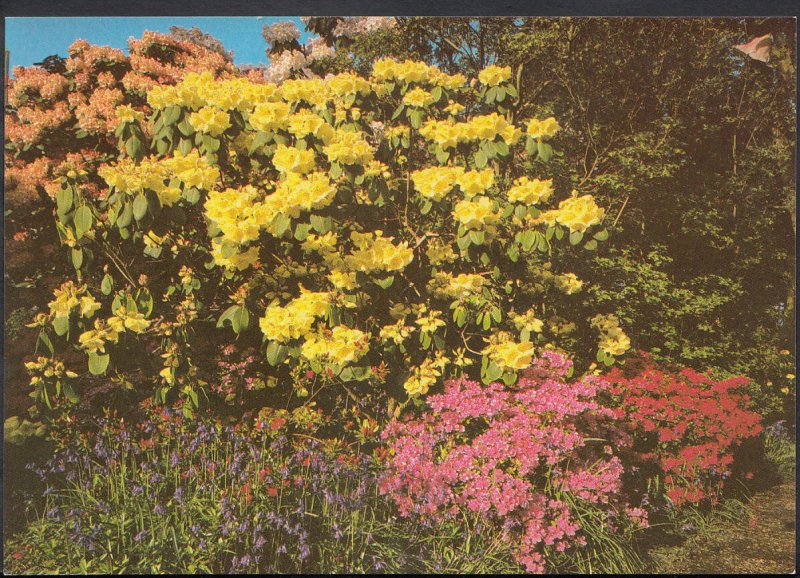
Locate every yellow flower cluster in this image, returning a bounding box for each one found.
[301,325,369,366]
[483,339,536,371]
[552,193,605,233]
[415,308,447,334]
[323,130,374,165]
[343,231,414,274]
[526,117,560,140]
[211,244,261,270]
[478,64,512,86]
[250,101,292,132]
[280,78,329,107]
[99,150,219,204]
[419,113,522,149]
[443,100,465,115]
[425,240,458,265]
[25,356,78,382]
[302,231,339,259]
[371,58,466,90]
[456,168,494,198]
[509,309,545,333]
[78,316,125,354]
[273,144,317,175]
[402,87,435,108]
[404,358,442,396]
[48,281,100,320]
[188,106,231,136]
[115,104,144,124]
[429,271,486,299]
[259,287,331,343]
[507,177,553,205]
[327,72,373,97]
[554,272,584,295]
[273,172,338,216]
[379,320,415,345]
[147,72,279,112]
[205,185,265,244]
[453,196,500,230]
[287,110,334,142]
[591,314,631,356]
[328,270,358,290]
[411,166,464,201]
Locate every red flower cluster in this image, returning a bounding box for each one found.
[605,353,763,506]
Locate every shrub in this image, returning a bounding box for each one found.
[25,56,626,424]
[379,351,648,573]
[604,353,764,507]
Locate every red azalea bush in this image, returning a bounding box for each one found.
[604,352,763,507]
[379,351,648,573]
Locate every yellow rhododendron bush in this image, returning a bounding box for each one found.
[27,59,628,417]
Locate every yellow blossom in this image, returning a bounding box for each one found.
[478,65,512,86]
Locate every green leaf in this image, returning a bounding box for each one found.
[584,239,598,251]
[133,194,149,221]
[456,234,472,252]
[520,230,536,251]
[101,274,114,295]
[117,203,133,229]
[554,226,565,240]
[294,223,310,241]
[71,248,83,270]
[62,381,79,404]
[272,213,291,237]
[56,187,73,214]
[374,276,395,290]
[593,229,609,241]
[485,361,503,382]
[310,214,332,234]
[37,330,55,355]
[266,342,288,366]
[73,206,93,238]
[569,230,584,245]
[474,149,487,169]
[163,105,181,126]
[177,117,195,137]
[525,137,538,157]
[88,352,110,375]
[537,141,553,162]
[506,243,520,262]
[468,230,485,245]
[125,137,142,159]
[183,187,201,204]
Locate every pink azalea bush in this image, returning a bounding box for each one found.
[379,351,648,573]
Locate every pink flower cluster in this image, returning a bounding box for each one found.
[380,351,646,573]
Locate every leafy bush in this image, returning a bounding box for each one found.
[379,351,648,573]
[604,353,764,506]
[25,58,625,422]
